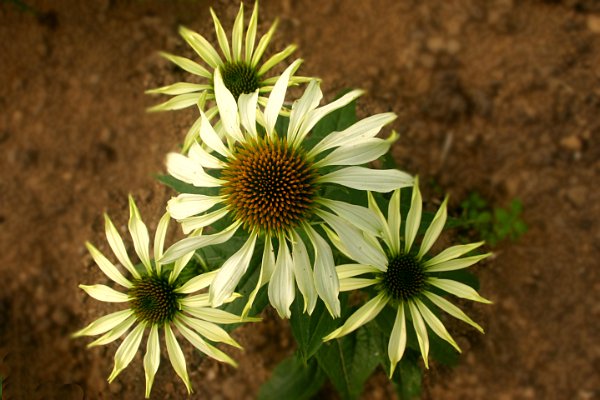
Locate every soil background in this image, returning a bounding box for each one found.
[1,0,599,399]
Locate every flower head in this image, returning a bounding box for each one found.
[146,2,310,151]
[161,62,412,320]
[322,178,491,376]
[73,196,255,398]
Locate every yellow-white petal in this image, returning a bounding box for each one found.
[288,80,323,143]
[169,250,195,284]
[367,192,394,249]
[238,90,259,138]
[258,44,297,76]
[210,8,232,62]
[339,277,377,292]
[73,309,134,338]
[387,189,401,255]
[87,315,137,347]
[323,293,387,341]
[318,167,413,193]
[404,178,422,254]
[153,212,171,274]
[268,239,296,319]
[210,233,258,307]
[179,25,222,68]
[231,3,244,61]
[305,225,341,318]
[188,142,226,169]
[250,18,278,67]
[127,196,152,273]
[164,323,192,393]
[104,214,140,279]
[417,196,448,260]
[175,270,218,294]
[336,264,381,279]
[145,82,210,95]
[214,68,243,142]
[147,93,203,112]
[199,109,233,157]
[181,207,229,234]
[108,322,145,383]
[425,253,491,273]
[388,303,407,378]
[158,52,212,78]
[264,59,302,137]
[166,153,225,187]
[167,193,224,220]
[85,242,131,288]
[187,307,260,325]
[415,299,461,353]
[291,231,318,314]
[244,1,258,62]
[423,291,484,333]
[408,300,429,369]
[243,235,275,317]
[427,278,492,304]
[180,314,241,348]
[174,319,237,367]
[79,284,129,303]
[320,199,381,236]
[423,242,485,268]
[315,137,394,168]
[143,325,160,398]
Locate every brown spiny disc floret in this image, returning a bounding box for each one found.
[221,138,319,234]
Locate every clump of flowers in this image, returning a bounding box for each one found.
[74,3,494,398]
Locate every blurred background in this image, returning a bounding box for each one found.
[1,0,599,398]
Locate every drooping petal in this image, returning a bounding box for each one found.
[166,153,225,187]
[404,178,422,254]
[180,207,230,234]
[304,225,341,317]
[127,196,152,274]
[87,315,137,347]
[423,242,485,268]
[104,214,140,279]
[288,80,323,143]
[268,238,296,319]
[388,303,407,378]
[243,235,275,317]
[387,189,401,255]
[179,314,241,348]
[417,196,448,260]
[173,319,238,367]
[319,199,381,237]
[188,142,226,169]
[425,253,491,273]
[323,293,387,341]
[214,68,243,142]
[209,233,258,307]
[108,322,145,383]
[427,278,492,304]
[291,231,317,314]
[199,108,234,156]
[85,242,131,288]
[167,193,224,220]
[238,90,259,138]
[143,325,160,398]
[186,307,260,325]
[423,291,484,333]
[73,309,134,338]
[179,25,222,68]
[164,324,192,393]
[79,284,129,303]
[161,222,240,264]
[407,300,429,369]
[264,59,303,137]
[415,299,461,353]
[318,167,413,193]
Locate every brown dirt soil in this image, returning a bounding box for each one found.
[1,0,599,399]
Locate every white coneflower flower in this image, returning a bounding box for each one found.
[160,60,413,320]
[146,2,310,151]
[322,178,492,376]
[73,196,256,398]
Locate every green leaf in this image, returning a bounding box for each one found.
[393,354,422,400]
[290,295,340,362]
[316,326,382,400]
[156,174,219,196]
[258,355,326,400]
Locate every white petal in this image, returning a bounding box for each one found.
[244,1,258,62]
[238,90,259,138]
[317,210,387,267]
[427,278,492,304]
[127,196,152,273]
[294,89,364,147]
[79,284,128,303]
[339,277,377,291]
[108,322,145,383]
[323,293,387,341]
[336,264,381,279]
[423,291,484,333]
[268,239,296,319]
[104,214,140,279]
[85,242,132,288]
[209,233,258,307]
[167,193,224,220]
[180,314,241,348]
[188,142,226,169]
[291,231,317,314]
[388,303,407,378]
[309,112,397,157]
[423,242,485,268]
[175,270,218,294]
[174,319,237,367]
[180,207,229,234]
[418,196,448,260]
[288,80,323,143]
[179,25,222,68]
[315,137,394,168]
[214,68,243,141]
[243,235,275,317]
[87,315,137,347]
[169,250,195,283]
[408,300,429,369]
[166,152,225,187]
[425,253,491,273]
[264,60,302,137]
[186,307,260,324]
[367,192,394,249]
[210,8,231,62]
[161,222,240,264]
[73,309,134,337]
[304,225,341,318]
[153,212,171,274]
[164,324,192,393]
[387,189,401,255]
[404,178,422,254]
[318,167,413,193]
[415,299,460,352]
[320,199,381,237]
[231,4,244,61]
[143,325,160,398]
[158,52,211,78]
[199,110,233,157]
